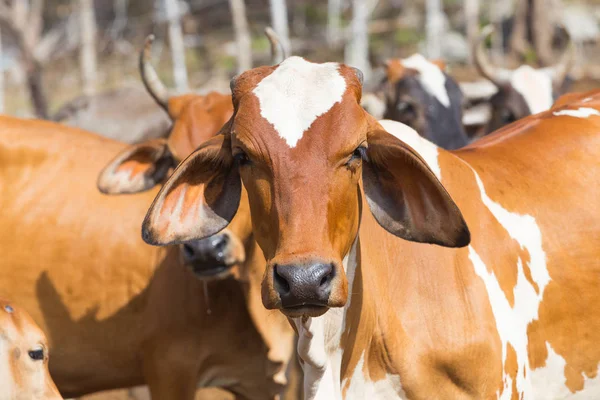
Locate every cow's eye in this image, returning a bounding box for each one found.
[234,151,250,166]
[28,347,44,361]
[500,110,516,124]
[347,146,367,165]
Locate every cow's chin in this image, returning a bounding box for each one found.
[280,305,329,318]
[186,263,237,281]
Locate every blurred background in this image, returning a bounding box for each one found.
[2,0,600,120]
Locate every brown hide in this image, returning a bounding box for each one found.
[0,117,291,399]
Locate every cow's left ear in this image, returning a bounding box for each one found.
[362,128,470,247]
[142,134,240,246]
[97,139,174,194]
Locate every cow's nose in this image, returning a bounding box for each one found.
[182,234,229,264]
[273,263,334,307]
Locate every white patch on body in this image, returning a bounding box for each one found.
[510,66,554,115]
[253,56,347,148]
[344,352,406,399]
[469,170,550,399]
[402,54,450,107]
[379,119,441,180]
[529,343,600,399]
[553,107,600,118]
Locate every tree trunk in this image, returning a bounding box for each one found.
[345,0,371,81]
[228,0,252,73]
[111,0,129,40]
[488,0,505,64]
[327,0,343,47]
[510,0,530,61]
[0,26,4,113]
[531,0,554,66]
[80,0,97,96]
[269,0,291,57]
[464,0,479,64]
[164,0,188,91]
[425,0,443,58]
[25,59,48,119]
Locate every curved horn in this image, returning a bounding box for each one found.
[264,27,287,65]
[547,26,575,88]
[473,25,512,87]
[139,34,170,113]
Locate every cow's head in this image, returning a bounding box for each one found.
[0,300,62,399]
[474,26,574,133]
[96,35,245,280]
[381,54,468,149]
[142,57,470,318]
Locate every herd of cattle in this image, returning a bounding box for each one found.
[0,25,598,400]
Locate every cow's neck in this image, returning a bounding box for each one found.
[293,237,376,399]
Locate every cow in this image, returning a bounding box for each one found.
[94,34,300,399]
[474,25,574,133]
[141,56,600,399]
[0,115,294,399]
[52,86,172,144]
[380,54,469,149]
[0,299,62,400]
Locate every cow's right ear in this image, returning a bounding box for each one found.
[142,134,240,246]
[97,139,174,194]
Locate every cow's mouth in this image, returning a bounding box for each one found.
[187,263,235,281]
[280,304,329,318]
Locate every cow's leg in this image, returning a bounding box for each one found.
[143,362,197,399]
[142,345,199,400]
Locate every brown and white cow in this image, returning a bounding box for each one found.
[474,25,574,133]
[0,299,62,400]
[142,56,600,399]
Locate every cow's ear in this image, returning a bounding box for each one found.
[97,139,174,194]
[362,128,470,247]
[142,134,240,246]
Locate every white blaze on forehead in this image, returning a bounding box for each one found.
[253,56,347,148]
[553,107,600,118]
[379,119,441,180]
[510,66,554,115]
[402,54,450,108]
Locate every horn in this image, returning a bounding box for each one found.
[139,34,170,113]
[264,27,287,65]
[473,25,512,87]
[547,25,575,89]
[352,67,364,86]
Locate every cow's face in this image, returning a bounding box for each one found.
[96,92,247,281]
[485,84,532,132]
[0,301,62,400]
[142,57,470,318]
[383,70,428,134]
[381,55,468,150]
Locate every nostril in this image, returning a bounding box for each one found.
[213,235,229,251]
[318,264,334,288]
[182,244,195,260]
[273,265,291,295]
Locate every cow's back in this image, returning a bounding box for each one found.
[452,97,600,398]
[0,116,162,391]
